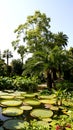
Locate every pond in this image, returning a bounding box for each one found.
[0,90,73,130]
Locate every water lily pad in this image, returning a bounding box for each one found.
[14,91,26,96]
[2,107,23,116]
[15,96,25,99]
[30,109,53,119]
[3,119,29,130]
[0,95,14,99]
[24,99,41,106]
[50,105,59,111]
[39,94,56,99]
[0,92,9,96]
[20,105,32,110]
[42,118,52,122]
[39,95,51,99]
[1,100,22,107]
[39,99,56,104]
[44,104,52,109]
[24,93,37,98]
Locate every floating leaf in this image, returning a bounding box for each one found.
[24,93,37,98]
[2,107,23,116]
[40,99,56,104]
[15,96,25,99]
[0,95,14,99]
[39,94,56,99]
[1,100,22,107]
[30,109,53,119]
[42,118,52,122]
[3,119,29,130]
[50,105,59,111]
[24,99,40,106]
[20,105,32,110]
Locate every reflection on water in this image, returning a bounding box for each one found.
[0,107,11,121]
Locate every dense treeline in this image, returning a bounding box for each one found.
[0,11,73,91]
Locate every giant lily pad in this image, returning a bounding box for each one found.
[42,118,52,122]
[24,99,41,106]
[39,94,56,99]
[24,93,37,98]
[45,104,59,111]
[39,99,56,104]
[14,91,26,96]
[15,96,25,100]
[50,105,59,111]
[0,95,14,99]
[2,107,23,116]
[30,109,53,119]
[20,105,32,110]
[3,119,29,130]
[1,100,22,107]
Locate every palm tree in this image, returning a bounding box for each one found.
[17,45,27,64]
[2,49,13,66]
[54,32,68,48]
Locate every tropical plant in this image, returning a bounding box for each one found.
[2,49,13,66]
[17,45,27,64]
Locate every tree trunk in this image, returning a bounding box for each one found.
[58,64,61,79]
[46,69,52,90]
[52,68,57,80]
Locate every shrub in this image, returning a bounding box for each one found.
[0,76,38,92]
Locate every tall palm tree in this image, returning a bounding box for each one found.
[54,32,68,48]
[17,45,27,64]
[3,49,13,66]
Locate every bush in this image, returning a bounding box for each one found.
[0,76,38,92]
[56,80,73,91]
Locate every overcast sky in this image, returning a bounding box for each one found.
[0,0,73,59]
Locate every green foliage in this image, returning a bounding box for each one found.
[29,119,50,130]
[0,76,38,92]
[0,76,13,90]
[11,59,23,76]
[13,76,38,92]
[0,59,7,76]
[56,80,73,91]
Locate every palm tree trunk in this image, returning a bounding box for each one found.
[58,64,61,79]
[47,69,52,90]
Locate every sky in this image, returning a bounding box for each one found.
[0,0,73,60]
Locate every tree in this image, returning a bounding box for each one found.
[17,45,27,64]
[0,59,6,76]
[54,32,68,48]
[11,59,23,76]
[2,49,13,66]
[12,11,69,89]
[63,47,73,81]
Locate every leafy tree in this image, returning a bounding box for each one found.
[0,59,6,76]
[63,47,73,81]
[11,59,23,76]
[12,11,69,89]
